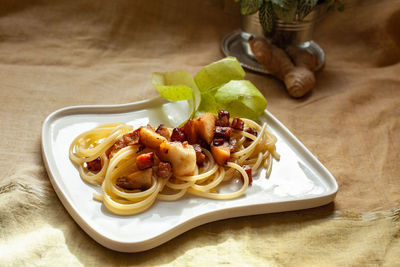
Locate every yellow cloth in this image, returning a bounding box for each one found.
[1,173,399,266]
[0,0,399,265]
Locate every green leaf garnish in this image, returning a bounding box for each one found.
[152,71,196,101]
[152,71,201,122]
[214,80,267,120]
[152,57,267,124]
[198,91,220,115]
[194,56,245,92]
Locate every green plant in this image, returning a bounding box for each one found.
[237,0,341,33]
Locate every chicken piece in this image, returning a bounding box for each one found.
[136,152,155,170]
[211,142,231,165]
[196,112,217,144]
[116,168,152,190]
[158,141,196,176]
[156,124,171,140]
[139,126,167,149]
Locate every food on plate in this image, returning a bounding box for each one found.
[249,36,317,98]
[69,110,279,215]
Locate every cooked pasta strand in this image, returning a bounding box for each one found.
[69,117,279,215]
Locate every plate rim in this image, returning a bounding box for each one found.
[41,97,338,252]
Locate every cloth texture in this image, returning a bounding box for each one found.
[0,0,399,266]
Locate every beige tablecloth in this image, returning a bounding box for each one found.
[0,0,399,266]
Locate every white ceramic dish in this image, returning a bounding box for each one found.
[41,97,338,252]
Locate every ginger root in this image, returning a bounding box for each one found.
[249,37,317,98]
[285,45,318,71]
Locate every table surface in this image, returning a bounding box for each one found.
[0,0,399,266]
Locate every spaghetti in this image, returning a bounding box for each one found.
[69,111,279,215]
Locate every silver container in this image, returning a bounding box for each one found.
[241,3,330,58]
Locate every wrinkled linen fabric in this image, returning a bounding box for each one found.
[0,0,399,266]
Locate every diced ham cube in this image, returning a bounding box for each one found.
[107,129,140,158]
[156,162,172,179]
[216,109,230,127]
[86,157,102,172]
[231,118,244,131]
[245,127,258,137]
[214,126,232,140]
[241,164,252,185]
[170,127,186,142]
[192,144,206,165]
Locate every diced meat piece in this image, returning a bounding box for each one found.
[214,126,232,140]
[119,129,140,146]
[242,165,253,185]
[158,141,196,176]
[116,177,134,190]
[216,109,230,127]
[192,144,206,165]
[107,129,140,158]
[156,124,170,140]
[198,139,210,150]
[136,152,155,170]
[183,119,198,144]
[231,118,244,131]
[218,110,230,118]
[212,138,225,146]
[170,127,186,142]
[139,126,167,149]
[245,127,258,137]
[86,157,102,172]
[211,142,230,165]
[196,113,217,144]
[156,162,172,179]
[116,168,152,190]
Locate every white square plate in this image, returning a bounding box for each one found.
[41,97,338,252]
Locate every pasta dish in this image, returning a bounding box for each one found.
[69,110,279,215]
